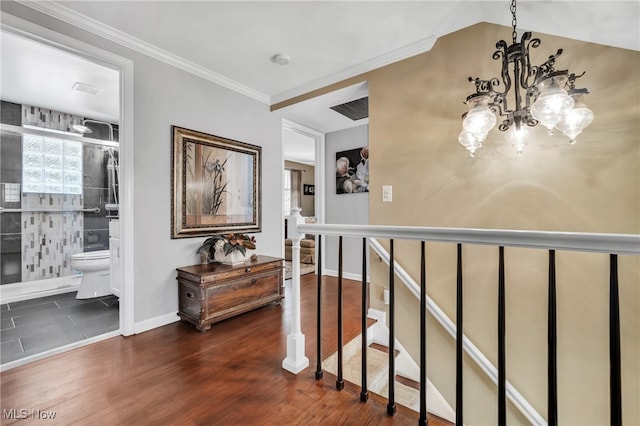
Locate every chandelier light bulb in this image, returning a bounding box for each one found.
[508,126,529,155]
[458,129,485,157]
[555,93,594,144]
[463,95,497,135]
[531,74,575,134]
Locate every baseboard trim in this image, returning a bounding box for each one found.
[324,269,367,282]
[134,311,180,334]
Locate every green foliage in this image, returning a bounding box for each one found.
[196,233,256,260]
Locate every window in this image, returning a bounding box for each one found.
[283,169,291,215]
[23,134,83,194]
[284,168,302,216]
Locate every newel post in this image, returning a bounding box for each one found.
[282,208,309,374]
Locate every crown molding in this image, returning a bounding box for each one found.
[15,0,270,104]
[269,34,437,105]
[16,0,438,107]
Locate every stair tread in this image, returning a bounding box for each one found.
[395,374,420,391]
[369,342,400,358]
[322,333,454,424]
[322,335,427,415]
[319,370,453,426]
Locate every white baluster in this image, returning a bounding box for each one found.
[282,207,309,374]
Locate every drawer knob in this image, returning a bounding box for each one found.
[245,267,252,273]
[186,292,194,299]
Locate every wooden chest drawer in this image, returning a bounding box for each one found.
[176,256,284,332]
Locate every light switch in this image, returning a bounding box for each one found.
[382,185,392,202]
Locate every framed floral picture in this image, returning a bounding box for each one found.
[171,126,261,238]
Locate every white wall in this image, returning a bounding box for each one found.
[324,124,369,279]
[1,3,283,327]
[130,57,282,323]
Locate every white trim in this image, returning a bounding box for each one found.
[0,276,80,304]
[1,13,136,337]
[299,224,640,255]
[282,333,310,374]
[270,35,437,105]
[314,129,326,276]
[367,308,386,326]
[134,312,181,335]
[0,330,119,372]
[323,269,363,282]
[367,308,389,347]
[369,239,546,426]
[2,13,125,75]
[281,211,310,374]
[281,119,326,275]
[118,43,135,337]
[15,0,269,104]
[14,0,437,107]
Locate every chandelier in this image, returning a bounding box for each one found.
[458,0,594,156]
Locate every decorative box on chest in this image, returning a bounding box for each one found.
[176,255,284,332]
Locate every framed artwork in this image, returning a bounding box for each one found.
[335,146,369,194]
[171,126,261,238]
[303,184,315,196]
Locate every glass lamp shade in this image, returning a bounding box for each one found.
[507,125,530,155]
[458,129,486,157]
[463,95,497,135]
[531,74,574,133]
[555,94,594,144]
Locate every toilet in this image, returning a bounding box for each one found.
[72,250,112,299]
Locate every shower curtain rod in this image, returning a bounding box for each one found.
[0,207,100,214]
[0,124,119,149]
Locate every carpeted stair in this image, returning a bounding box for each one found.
[322,334,422,412]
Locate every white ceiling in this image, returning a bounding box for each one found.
[0,30,120,123]
[2,1,639,162]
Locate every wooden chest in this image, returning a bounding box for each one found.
[176,255,284,332]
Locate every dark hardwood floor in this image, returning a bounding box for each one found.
[1,274,450,425]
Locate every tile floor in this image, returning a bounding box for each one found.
[0,292,119,364]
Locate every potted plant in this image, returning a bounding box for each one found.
[197,233,256,265]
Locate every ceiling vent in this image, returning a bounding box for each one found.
[330,97,368,121]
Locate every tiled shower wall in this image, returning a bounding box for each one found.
[0,100,119,285]
[21,193,83,281]
[0,101,23,284]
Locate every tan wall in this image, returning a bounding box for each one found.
[285,160,315,217]
[363,23,638,425]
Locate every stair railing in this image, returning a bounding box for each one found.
[282,210,639,426]
[369,237,542,424]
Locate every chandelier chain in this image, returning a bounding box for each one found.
[511,0,518,44]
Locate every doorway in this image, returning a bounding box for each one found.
[282,119,325,278]
[0,15,134,369]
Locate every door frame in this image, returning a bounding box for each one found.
[1,14,135,336]
[282,119,325,275]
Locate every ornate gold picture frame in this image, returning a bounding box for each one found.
[171,126,261,239]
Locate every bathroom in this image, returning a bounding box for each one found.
[0,100,121,365]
